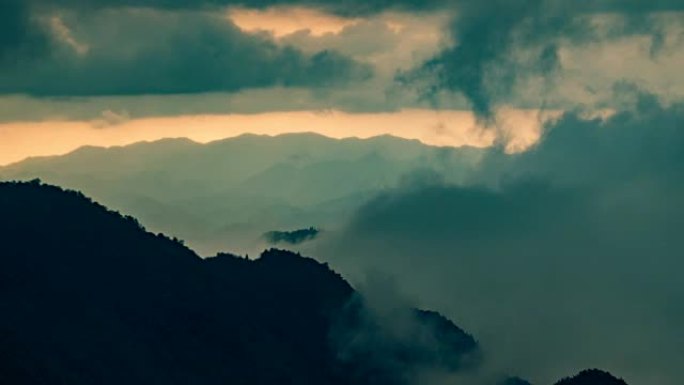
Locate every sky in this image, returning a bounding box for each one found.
[2,0,682,164]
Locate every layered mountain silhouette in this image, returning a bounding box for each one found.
[0,180,479,385]
[0,133,483,254]
[0,181,630,385]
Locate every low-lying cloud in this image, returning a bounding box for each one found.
[310,93,684,385]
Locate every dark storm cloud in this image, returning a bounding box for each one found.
[0,0,49,63]
[348,88,684,242]
[27,0,449,16]
[490,90,684,187]
[315,94,684,384]
[402,0,580,118]
[1,0,449,63]
[0,3,372,96]
[3,0,681,98]
[403,0,684,118]
[34,0,684,15]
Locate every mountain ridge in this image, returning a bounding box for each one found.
[0,133,483,255]
[0,180,480,385]
[0,181,632,385]
[0,132,463,169]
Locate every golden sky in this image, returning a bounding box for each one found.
[0,108,562,165]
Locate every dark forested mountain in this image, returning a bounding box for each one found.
[498,370,628,385]
[0,181,630,385]
[0,181,480,385]
[0,133,483,254]
[553,369,628,385]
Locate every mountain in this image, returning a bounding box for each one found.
[0,133,483,254]
[264,226,320,245]
[554,369,629,385]
[497,370,629,385]
[0,180,480,385]
[0,181,632,385]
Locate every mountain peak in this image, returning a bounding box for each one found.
[554,369,629,385]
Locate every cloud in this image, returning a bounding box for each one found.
[27,0,451,17]
[0,8,453,120]
[332,272,482,385]
[484,89,684,187]
[401,0,684,118]
[90,109,130,128]
[6,0,451,97]
[310,94,684,385]
[3,0,683,109]
[0,0,49,63]
[0,8,371,96]
[48,15,89,55]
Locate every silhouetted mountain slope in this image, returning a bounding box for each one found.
[0,181,480,385]
[554,370,628,385]
[0,133,483,254]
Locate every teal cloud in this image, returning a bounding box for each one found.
[0,9,371,96]
[401,0,684,118]
[318,93,684,384]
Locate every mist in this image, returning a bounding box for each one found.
[303,93,684,385]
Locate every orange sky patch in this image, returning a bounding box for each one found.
[0,108,565,166]
[228,7,358,37]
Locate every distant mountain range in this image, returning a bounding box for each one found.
[0,133,484,254]
[0,180,627,385]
